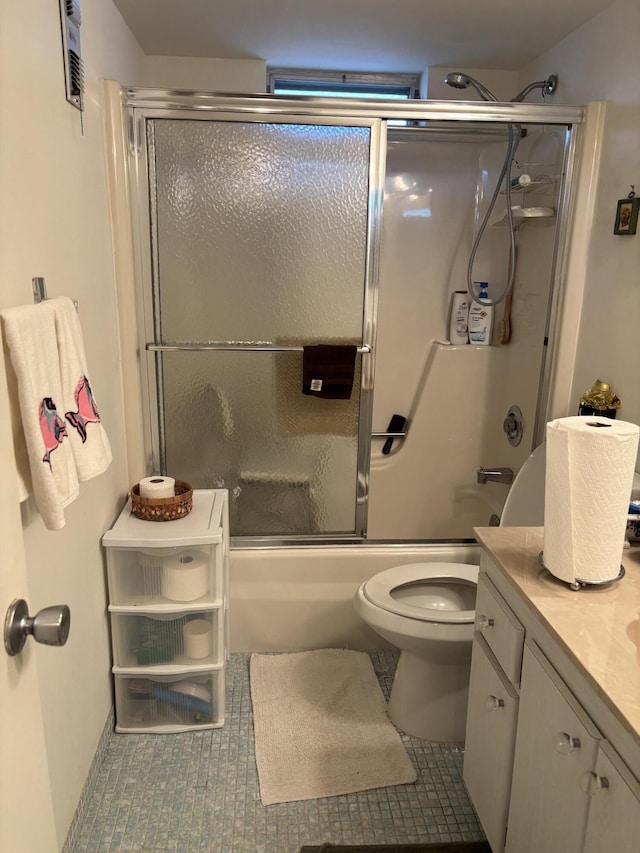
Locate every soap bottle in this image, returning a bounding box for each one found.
[448,290,469,344]
[468,282,493,345]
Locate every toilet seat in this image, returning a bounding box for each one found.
[362,562,478,624]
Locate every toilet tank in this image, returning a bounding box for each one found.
[500,443,640,528]
[500,445,545,527]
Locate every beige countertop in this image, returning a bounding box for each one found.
[474,526,640,747]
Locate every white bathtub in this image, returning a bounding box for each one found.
[229,542,480,652]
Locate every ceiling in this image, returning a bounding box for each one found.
[113,0,614,74]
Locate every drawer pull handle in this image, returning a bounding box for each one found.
[580,771,610,795]
[477,614,495,631]
[484,695,505,712]
[554,732,581,754]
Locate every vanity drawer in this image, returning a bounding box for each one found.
[475,574,524,684]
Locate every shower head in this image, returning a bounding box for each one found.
[444,72,498,102]
[444,72,558,104]
[511,74,558,102]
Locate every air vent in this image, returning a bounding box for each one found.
[68,49,84,99]
[58,0,84,111]
[65,0,81,26]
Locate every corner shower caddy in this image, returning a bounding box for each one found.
[496,161,559,226]
[102,489,229,733]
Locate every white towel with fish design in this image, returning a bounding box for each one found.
[0,302,79,529]
[49,297,112,481]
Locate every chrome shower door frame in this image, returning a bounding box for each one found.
[126,96,387,540]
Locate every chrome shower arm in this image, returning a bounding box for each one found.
[511,75,558,102]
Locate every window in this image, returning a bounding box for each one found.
[268,69,420,101]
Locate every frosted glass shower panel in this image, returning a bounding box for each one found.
[160,352,360,536]
[149,120,371,342]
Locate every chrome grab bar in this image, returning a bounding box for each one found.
[146,341,371,353]
[373,414,408,454]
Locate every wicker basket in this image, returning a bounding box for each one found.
[130,480,193,522]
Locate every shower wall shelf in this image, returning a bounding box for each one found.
[494,207,556,227]
[102,489,230,734]
[500,176,557,195]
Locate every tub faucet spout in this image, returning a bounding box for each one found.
[477,467,514,485]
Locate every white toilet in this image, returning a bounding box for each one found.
[354,444,545,742]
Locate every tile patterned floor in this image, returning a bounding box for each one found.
[69,650,484,853]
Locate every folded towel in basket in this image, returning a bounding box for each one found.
[0,302,79,529]
[302,345,357,400]
[49,297,112,481]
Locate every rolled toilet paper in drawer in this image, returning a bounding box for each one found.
[183,619,213,659]
[543,416,640,585]
[139,476,175,498]
[162,550,209,602]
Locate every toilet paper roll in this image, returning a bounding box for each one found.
[183,619,213,659]
[543,416,640,585]
[139,476,175,499]
[161,549,209,602]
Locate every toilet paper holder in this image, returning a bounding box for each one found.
[537,551,625,591]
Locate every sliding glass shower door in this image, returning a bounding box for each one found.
[141,114,384,538]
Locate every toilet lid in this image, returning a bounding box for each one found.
[362,562,478,624]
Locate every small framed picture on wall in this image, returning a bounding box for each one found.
[613,196,639,235]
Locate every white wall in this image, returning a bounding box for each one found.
[142,56,266,91]
[519,0,640,430]
[0,0,143,846]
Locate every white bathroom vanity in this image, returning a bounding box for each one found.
[464,526,640,853]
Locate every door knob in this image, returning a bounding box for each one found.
[4,598,71,656]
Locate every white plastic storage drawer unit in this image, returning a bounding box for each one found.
[103,489,229,733]
[110,608,223,669]
[114,670,224,732]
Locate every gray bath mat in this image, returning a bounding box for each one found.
[250,649,416,805]
[299,843,491,852]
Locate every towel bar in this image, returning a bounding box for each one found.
[32,277,78,310]
[146,342,371,354]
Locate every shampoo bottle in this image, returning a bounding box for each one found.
[449,290,469,344]
[468,282,493,345]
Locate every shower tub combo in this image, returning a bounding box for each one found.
[109,82,584,707]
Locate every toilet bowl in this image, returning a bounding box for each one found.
[354,562,478,741]
[354,444,546,742]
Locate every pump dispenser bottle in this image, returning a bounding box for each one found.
[468,282,494,345]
